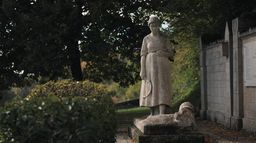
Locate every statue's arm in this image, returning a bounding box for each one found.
[140,38,147,80]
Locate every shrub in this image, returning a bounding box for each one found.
[0,90,16,106]
[28,79,114,99]
[171,81,200,112]
[0,86,34,106]
[171,38,199,98]
[170,37,200,113]
[0,80,116,143]
[124,81,141,101]
[107,81,141,103]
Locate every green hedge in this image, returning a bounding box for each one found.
[27,80,113,99]
[0,80,116,143]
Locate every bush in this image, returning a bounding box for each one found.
[171,81,200,112]
[0,90,17,106]
[0,86,33,106]
[0,80,116,143]
[124,81,141,101]
[28,80,114,99]
[167,36,201,114]
[171,41,199,97]
[108,81,141,103]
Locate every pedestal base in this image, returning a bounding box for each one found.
[130,103,204,143]
[130,125,204,143]
[130,117,204,143]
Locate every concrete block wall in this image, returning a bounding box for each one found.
[205,43,231,126]
[243,87,256,132]
[200,17,256,132]
[241,33,256,132]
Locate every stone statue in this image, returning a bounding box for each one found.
[135,102,197,133]
[173,102,197,127]
[140,15,174,115]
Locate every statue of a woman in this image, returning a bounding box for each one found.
[140,15,174,116]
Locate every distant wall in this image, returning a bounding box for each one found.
[200,15,256,132]
[204,42,231,126]
[241,33,256,132]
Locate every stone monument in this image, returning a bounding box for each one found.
[130,102,204,143]
[139,14,174,115]
[130,15,204,143]
[135,102,197,132]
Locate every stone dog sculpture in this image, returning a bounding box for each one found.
[135,102,197,132]
[173,102,197,128]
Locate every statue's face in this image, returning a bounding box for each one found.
[149,22,160,34]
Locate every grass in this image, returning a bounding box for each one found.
[116,107,150,115]
[115,81,201,126]
[116,107,150,126]
[171,81,200,112]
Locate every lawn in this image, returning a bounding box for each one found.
[116,107,150,126]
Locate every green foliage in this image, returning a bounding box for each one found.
[0,90,17,106]
[0,80,116,143]
[1,0,83,82]
[80,0,152,86]
[116,107,150,115]
[1,0,256,89]
[171,81,200,112]
[123,81,141,101]
[171,37,200,97]
[0,132,4,143]
[107,81,141,103]
[163,0,256,35]
[0,86,34,106]
[106,82,126,97]
[0,0,157,88]
[28,79,114,99]
[116,107,150,126]
[169,36,200,112]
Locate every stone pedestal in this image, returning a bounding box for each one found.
[130,119,204,143]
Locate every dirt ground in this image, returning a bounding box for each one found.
[116,119,256,143]
[197,119,256,143]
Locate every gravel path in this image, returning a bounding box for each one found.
[116,126,132,143]
[116,119,256,143]
[198,119,256,143]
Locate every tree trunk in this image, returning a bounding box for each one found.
[66,0,83,81]
[67,40,83,81]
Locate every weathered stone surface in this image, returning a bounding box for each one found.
[201,38,231,128]
[139,134,204,143]
[134,115,195,134]
[134,102,197,133]
[134,119,179,135]
[130,102,203,143]
[130,125,204,143]
[140,15,174,115]
[200,16,256,132]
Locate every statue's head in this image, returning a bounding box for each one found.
[175,102,196,128]
[179,102,194,113]
[148,15,160,34]
[148,15,160,26]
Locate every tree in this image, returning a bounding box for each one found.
[161,0,256,36]
[80,0,152,86]
[0,0,85,88]
[0,0,162,88]
[0,0,25,89]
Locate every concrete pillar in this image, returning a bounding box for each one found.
[199,36,207,119]
[231,18,244,130]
